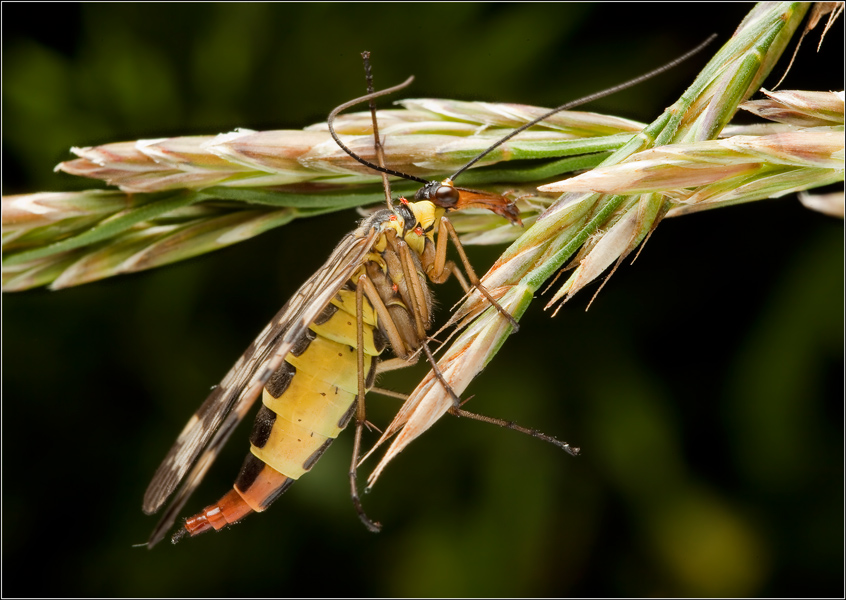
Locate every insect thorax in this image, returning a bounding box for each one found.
[360,199,444,257]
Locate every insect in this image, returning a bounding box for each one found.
[143,41,714,547]
[142,75,526,549]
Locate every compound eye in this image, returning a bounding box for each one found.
[433,185,459,208]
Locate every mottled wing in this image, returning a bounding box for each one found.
[143,227,379,546]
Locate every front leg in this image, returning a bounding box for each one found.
[428,216,519,331]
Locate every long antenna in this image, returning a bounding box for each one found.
[449,33,718,180]
[328,34,717,186]
[327,75,428,184]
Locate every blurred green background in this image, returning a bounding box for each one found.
[3,3,843,597]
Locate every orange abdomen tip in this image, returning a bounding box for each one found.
[172,489,253,544]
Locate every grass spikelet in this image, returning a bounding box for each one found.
[366,2,844,481]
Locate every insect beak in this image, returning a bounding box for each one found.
[454,189,523,226]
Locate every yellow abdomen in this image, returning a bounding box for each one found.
[249,289,384,482]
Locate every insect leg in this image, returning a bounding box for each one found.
[395,239,430,340]
[375,356,420,374]
[357,275,412,360]
[427,215,450,285]
[422,217,471,293]
[361,51,393,211]
[368,386,579,457]
[444,262,470,293]
[350,274,382,533]
[393,240,465,408]
[368,386,409,400]
[348,263,447,528]
[450,406,580,457]
[436,217,520,331]
[419,341,463,409]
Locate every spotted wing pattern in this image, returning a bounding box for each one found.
[143,227,379,546]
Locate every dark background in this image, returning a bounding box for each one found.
[3,3,843,597]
